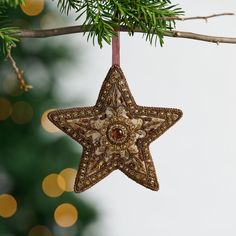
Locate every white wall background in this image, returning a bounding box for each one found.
[54,1,236,236]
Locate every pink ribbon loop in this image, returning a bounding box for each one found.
[112,32,120,66]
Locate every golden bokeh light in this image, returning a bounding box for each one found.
[21,0,45,16]
[42,174,66,198]
[11,101,33,124]
[0,194,17,218]
[59,168,77,192]
[28,225,52,236]
[54,203,78,228]
[41,110,60,133]
[0,98,12,121]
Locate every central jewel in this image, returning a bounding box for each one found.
[111,127,124,140]
[107,124,128,144]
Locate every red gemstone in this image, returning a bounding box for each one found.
[111,127,124,140]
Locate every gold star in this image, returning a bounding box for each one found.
[48,65,182,192]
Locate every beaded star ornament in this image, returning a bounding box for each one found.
[48,34,182,192]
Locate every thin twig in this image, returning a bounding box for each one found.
[14,24,236,45]
[160,13,234,22]
[6,47,32,92]
[164,30,236,44]
[15,25,90,38]
[135,29,236,44]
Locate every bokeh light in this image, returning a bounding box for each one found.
[13,19,30,28]
[0,194,17,218]
[3,75,23,97]
[11,101,33,124]
[59,168,77,192]
[0,98,12,121]
[0,169,13,193]
[54,203,78,228]
[21,0,45,16]
[28,225,52,236]
[41,110,60,133]
[40,12,65,28]
[42,174,65,198]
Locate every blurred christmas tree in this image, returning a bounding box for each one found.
[0,2,97,236]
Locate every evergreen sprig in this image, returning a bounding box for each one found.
[1,0,25,8]
[0,26,19,54]
[57,0,183,47]
[0,1,24,55]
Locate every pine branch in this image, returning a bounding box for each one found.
[14,12,236,45]
[15,26,236,44]
[2,8,236,92]
[57,0,183,47]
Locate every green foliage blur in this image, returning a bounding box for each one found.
[0,3,97,236]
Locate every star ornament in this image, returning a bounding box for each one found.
[48,65,183,193]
